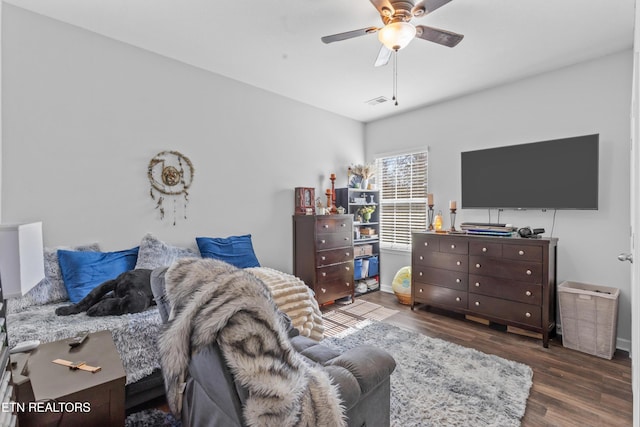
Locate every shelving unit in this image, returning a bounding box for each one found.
[0,277,17,427]
[336,188,380,296]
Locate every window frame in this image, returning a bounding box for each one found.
[375,149,429,251]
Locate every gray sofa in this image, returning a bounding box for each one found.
[151,265,397,427]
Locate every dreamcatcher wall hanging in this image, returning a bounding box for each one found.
[148,150,195,225]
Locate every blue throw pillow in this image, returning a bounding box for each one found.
[196,235,260,268]
[58,247,139,304]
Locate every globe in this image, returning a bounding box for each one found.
[392,266,412,305]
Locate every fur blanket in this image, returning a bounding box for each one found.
[158,258,346,427]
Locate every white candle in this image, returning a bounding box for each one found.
[449,200,457,210]
[427,193,434,205]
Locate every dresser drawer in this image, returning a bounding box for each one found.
[468,294,541,328]
[414,266,467,291]
[413,283,467,310]
[316,248,353,267]
[412,234,439,252]
[469,256,541,283]
[315,281,353,304]
[469,274,542,305]
[469,241,502,257]
[316,217,351,234]
[316,232,352,250]
[316,261,354,285]
[414,251,468,272]
[502,244,543,262]
[439,238,468,254]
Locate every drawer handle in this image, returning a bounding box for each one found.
[344,237,349,241]
[525,290,532,296]
[345,266,350,271]
[475,282,480,287]
[451,244,456,249]
[424,242,429,246]
[321,288,326,293]
[475,301,480,306]
[525,312,531,318]
[456,261,461,266]
[321,256,326,261]
[345,252,350,257]
[482,247,487,252]
[323,224,329,229]
[341,223,346,227]
[526,269,532,276]
[419,272,423,276]
[322,272,327,277]
[455,297,461,302]
[346,282,350,287]
[419,255,424,260]
[475,263,481,268]
[321,239,326,244]
[519,250,525,256]
[455,278,461,283]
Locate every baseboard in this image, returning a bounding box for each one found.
[556,323,630,353]
[380,284,393,294]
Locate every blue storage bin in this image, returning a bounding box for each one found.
[368,256,379,277]
[354,258,364,279]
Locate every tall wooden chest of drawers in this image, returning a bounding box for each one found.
[411,232,557,347]
[293,215,354,305]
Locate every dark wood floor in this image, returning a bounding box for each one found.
[357,291,633,427]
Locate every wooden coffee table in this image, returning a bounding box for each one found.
[16,330,126,427]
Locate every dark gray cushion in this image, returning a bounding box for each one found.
[150,266,170,323]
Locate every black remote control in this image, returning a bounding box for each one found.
[69,331,89,348]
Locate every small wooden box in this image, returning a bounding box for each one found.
[354,245,373,257]
[360,228,376,236]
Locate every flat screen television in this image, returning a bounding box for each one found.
[461,134,599,210]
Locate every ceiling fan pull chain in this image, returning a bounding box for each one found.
[393,49,399,106]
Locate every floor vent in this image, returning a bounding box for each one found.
[365,96,389,106]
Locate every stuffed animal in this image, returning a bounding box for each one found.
[55,269,154,316]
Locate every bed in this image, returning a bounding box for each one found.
[6,233,324,409]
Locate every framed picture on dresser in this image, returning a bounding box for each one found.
[294,187,315,215]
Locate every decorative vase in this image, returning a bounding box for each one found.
[363,211,372,223]
[392,266,412,305]
[360,178,369,190]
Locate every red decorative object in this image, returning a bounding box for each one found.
[294,187,315,215]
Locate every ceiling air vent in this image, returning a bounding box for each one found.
[365,96,389,106]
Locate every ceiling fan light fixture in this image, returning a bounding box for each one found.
[377,21,416,50]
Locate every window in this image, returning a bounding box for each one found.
[376,151,428,250]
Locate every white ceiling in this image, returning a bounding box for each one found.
[5,0,636,123]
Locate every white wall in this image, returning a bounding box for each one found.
[1,5,364,274]
[366,50,634,348]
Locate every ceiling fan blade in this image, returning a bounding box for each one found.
[374,45,392,67]
[415,25,464,47]
[369,0,395,17]
[412,0,453,17]
[321,27,379,44]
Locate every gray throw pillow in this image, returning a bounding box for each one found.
[7,243,100,314]
[134,233,197,270]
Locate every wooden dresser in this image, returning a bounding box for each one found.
[411,232,557,347]
[293,215,354,305]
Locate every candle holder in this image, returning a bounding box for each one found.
[329,174,338,214]
[427,205,435,231]
[449,208,457,232]
[325,189,332,214]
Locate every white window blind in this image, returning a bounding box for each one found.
[376,151,428,250]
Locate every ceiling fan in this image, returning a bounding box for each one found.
[321,0,464,67]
